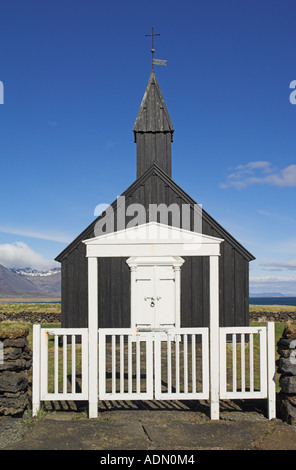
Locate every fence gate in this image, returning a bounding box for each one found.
[219,323,276,419]
[32,325,89,415]
[98,327,209,401]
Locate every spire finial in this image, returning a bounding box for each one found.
[145,27,160,71]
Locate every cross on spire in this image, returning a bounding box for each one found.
[145,27,160,71]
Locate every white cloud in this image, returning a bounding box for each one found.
[250,275,296,295]
[0,225,72,243]
[220,161,296,189]
[105,141,117,150]
[260,260,296,271]
[250,275,296,283]
[257,210,296,224]
[0,242,58,270]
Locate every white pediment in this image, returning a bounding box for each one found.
[83,222,223,258]
[84,222,223,245]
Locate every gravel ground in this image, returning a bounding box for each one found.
[1,400,296,451]
[0,415,28,449]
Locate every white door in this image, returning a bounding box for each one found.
[135,265,176,329]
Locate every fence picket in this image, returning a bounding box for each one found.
[72,335,76,394]
[112,335,116,394]
[250,333,254,393]
[63,335,67,393]
[241,333,245,393]
[136,336,140,394]
[192,334,196,393]
[167,335,172,394]
[54,334,59,394]
[184,334,188,394]
[128,336,132,393]
[120,335,124,394]
[232,334,237,393]
[175,335,180,394]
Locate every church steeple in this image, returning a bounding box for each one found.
[133,70,174,178]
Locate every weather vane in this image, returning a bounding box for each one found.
[145,27,167,71]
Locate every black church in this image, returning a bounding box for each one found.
[55,68,255,330]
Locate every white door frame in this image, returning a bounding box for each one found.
[84,222,223,419]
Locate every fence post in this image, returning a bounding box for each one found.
[88,256,98,418]
[209,255,220,420]
[32,324,41,416]
[267,321,276,419]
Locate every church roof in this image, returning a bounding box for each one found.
[133,70,174,141]
[55,163,255,263]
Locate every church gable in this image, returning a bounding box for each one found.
[56,163,254,263]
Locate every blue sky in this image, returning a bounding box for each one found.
[0,0,295,295]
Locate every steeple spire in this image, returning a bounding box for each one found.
[145,27,160,72]
[133,70,174,178]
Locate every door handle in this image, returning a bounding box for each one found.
[144,296,155,308]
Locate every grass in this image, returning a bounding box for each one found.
[251,321,288,393]
[45,332,83,394]
[0,303,61,314]
[250,304,296,314]
[223,321,288,393]
[0,322,30,339]
[0,321,60,349]
[1,302,295,315]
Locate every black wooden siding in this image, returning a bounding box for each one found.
[136,132,172,178]
[58,165,253,330]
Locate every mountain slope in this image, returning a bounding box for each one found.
[0,264,45,298]
[0,265,61,298]
[12,268,61,295]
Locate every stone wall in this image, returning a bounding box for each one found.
[0,312,60,324]
[249,311,296,323]
[0,324,32,416]
[0,309,294,325]
[277,322,296,425]
[0,311,294,325]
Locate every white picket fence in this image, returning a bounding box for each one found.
[220,323,276,418]
[98,328,209,401]
[32,326,89,416]
[32,323,276,420]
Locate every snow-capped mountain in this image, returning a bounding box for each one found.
[11,267,61,296]
[0,265,61,298]
[11,267,61,278]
